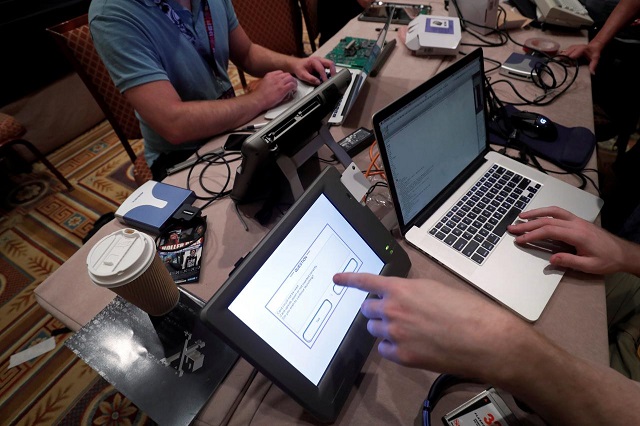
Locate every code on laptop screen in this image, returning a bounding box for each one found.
[378,58,486,224]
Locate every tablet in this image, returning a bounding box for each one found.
[230,69,352,203]
[200,166,411,422]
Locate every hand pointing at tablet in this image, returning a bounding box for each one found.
[332,272,640,425]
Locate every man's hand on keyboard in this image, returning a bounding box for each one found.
[252,71,299,111]
[291,56,336,85]
[507,206,640,276]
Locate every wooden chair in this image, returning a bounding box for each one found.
[232,0,305,90]
[0,113,73,191]
[47,14,152,186]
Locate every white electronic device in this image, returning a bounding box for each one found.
[533,0,593,28]
[115,180,195,234]
[405,15,462,56]
[499,53,547,81]
[448,0,499,35]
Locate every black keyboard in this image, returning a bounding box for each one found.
[429,165,541,265]
[331,96,342,118]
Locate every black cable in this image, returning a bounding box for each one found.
[493,128,593,191]
[450,1,509,48]
[183,149,240,209]
[459,50,503,74]
[483,56,502,73]
[581,172,601,195]
[364,181,389,204]
[422,374,484,426]
[489,58,578,107]
[486,79,600,194]
[318,156,339,164]
[457,3,579,105]
[500,136,597,193]
[487,20,580,107]
[456,8,578,105]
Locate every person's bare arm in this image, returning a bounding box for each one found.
[507,206,640,276]
[589,0,640,48]
[564,0,640,73]
[498,335,640,425]
[121,22,341,146]
[228,24,336,85]
[332,272,640,425]
[123,73,297,144]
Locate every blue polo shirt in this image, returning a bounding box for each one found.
[89,0,239,166]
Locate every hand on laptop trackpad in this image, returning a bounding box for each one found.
[518,238,577,255]
[264,80,314,120]
[511,219,577,254]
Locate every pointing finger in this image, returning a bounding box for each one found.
[333,272,389,296]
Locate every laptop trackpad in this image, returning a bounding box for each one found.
[472,234,564,322]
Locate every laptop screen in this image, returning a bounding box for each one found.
[376,52,487,226]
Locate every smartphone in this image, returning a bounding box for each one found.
[224,133,251,152]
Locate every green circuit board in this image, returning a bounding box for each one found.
[325,37,377,69]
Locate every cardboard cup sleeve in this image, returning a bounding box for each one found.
[87,228,179,316]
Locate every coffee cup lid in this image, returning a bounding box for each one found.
[87,228,156,287]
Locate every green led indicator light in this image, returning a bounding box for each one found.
[385,245,390,251]
[390,249,394,255]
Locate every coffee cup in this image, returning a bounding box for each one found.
[87,228,179,316]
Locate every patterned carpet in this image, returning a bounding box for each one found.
[0,54,263,423]
[0,123,155,425]
[1,25,310,422]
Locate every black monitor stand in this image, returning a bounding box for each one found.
[275,124,351,201]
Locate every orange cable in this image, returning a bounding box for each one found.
[366,140,386,180]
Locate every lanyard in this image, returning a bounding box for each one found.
[153,0,235,98]
[201,1,235,98]
[154,0,217,74]
[202,1,216,59]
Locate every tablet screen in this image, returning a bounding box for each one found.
[229,194,384,385]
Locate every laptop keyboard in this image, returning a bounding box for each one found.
[429,165,541,265]
[331,96,343,119]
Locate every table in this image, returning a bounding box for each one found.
[35,2,607,425]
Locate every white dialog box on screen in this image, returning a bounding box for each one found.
[266,225,361,348]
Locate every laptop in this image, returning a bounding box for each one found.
[372,48,603,321]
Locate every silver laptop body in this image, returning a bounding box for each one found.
[372,48,603,321]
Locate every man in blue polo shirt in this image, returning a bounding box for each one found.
[89,0,335,178]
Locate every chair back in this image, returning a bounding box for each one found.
[232,0,304,57]
[299,0,318,51]
[47,14,140,164]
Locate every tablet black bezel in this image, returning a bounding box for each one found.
[200,166,411,422]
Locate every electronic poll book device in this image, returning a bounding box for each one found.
[200,166,411,422]
[231,69,352,203]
